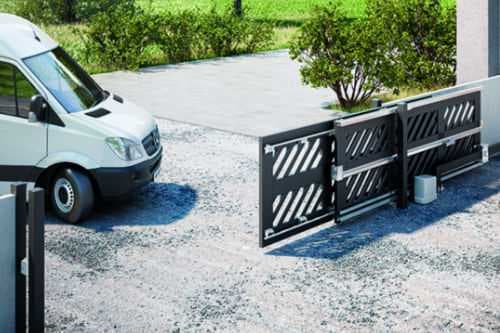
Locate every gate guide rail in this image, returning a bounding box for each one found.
[260,87,486,247]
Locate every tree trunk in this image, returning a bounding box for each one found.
[234,0,243,17]
[62,0,78,23]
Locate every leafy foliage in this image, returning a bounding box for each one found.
[83,2,275,70]
[290,4,393,108]
[13,0,134,23]
[366,0,456,89]
[155,11,203,63]
[200,8,274,57]
[290,0,456,109]
[84,2,155,70]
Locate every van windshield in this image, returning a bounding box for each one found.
[24,47,106,113]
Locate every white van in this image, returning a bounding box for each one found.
[0,14,163,223]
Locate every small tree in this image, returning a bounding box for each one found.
[366,0,456,89]
[290,5,394,109]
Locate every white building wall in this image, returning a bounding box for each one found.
[457,0,490,83]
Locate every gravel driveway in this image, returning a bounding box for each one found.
[45,118,500,332]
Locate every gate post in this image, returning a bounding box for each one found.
[28,189,44,332]
[323,134,335,216]
[397,103,409,208]
[0,194,16,333]
[371,98,383,108]
[333,124,347,219]
[10,184,26,333]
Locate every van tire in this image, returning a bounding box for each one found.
[51,168,94,223]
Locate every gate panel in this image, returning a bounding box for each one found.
[407,89,483,182]
[406,106,440,149]
[442,134,480,162]
[259,88,484,248]
[335,163,397,211]
[408,147,440,181]
[260,121,335,247]
[335,115,396,170]
[334,113,398,215]
[442,92,481,137]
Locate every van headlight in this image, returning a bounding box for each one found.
[106,137,144,161]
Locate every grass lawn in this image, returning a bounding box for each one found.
[141,0,367,21]
[142,0,455,21]
[139,0,370,49]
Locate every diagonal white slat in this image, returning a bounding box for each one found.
[300,138,320,173]
[273,190,293,227]
[273,147,287,176]
[277,144,298,179]
[284,187,304,223]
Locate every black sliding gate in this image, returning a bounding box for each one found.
[259,88,485,247]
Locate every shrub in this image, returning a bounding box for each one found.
[84,4,275,71]
[75,0,136,21]
[200,8,274,57]
[84,2,158,70]
[14,0,133,24]
[366,0,456,89]
[14,0,58,24]
[290,4,394,109]
[156,10,203,63]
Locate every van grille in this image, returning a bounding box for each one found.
[142,127,161,156]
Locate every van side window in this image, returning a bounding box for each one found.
[0,62,16,117]
[0,62,38,119]
[15,68,38,118]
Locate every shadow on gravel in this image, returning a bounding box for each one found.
[268,159,500,260]
[48,183,197,232]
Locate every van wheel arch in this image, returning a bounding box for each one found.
[36,163,100,198]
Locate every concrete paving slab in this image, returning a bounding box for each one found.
[94,50,343,137]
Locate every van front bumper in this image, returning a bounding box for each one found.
[90,148,163,199]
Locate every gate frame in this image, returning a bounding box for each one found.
[259,121,335,247]
[259,87,486,248]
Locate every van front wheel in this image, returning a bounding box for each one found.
[51,169,94,223]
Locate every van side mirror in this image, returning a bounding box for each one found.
[30,95,47,123]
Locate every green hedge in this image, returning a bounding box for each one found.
[13,0,134,23]
[83,3,274,71]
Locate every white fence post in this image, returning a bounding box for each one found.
[0,194,16,333]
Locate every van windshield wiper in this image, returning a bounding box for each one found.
[90,90,109,108]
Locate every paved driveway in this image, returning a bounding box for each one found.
[94,50,341,137]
